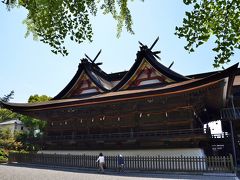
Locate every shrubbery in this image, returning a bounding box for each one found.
[0,129,23,150]
[0,148,8,163]
[0,128,26,163]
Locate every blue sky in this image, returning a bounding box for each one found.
[0,1,239,103]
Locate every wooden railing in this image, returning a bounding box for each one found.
[8,152,234,173]
[43,128,207,141]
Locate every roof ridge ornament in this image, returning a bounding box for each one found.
[84,49,103,66]
[138,37,161,60]
[168,61,174,69]
[150,36,159,50]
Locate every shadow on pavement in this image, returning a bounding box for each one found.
[3,163,237,180]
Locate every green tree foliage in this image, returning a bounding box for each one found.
[0,93,51,152]
[0,128,23,151]
[176,0,240,67]
[0,109,20,123]
[0,129,28,162]
[20,115,46,134]
[0,90,14,102]
[0,148,8,162]
[0,93,50,134]
[0,128,12,139]
[3,0,135,56]
[28,94,52,103]
[0,91,20,123]
[3,1,239,67]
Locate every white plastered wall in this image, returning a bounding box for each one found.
[39,148,205,157]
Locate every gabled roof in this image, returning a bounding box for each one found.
[53,59,113,100]
[54,39,191,99]
[112,45,190,91]
[1,63,238,114]
[187,68,240,86]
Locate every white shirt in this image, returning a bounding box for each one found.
[96,156,105,163]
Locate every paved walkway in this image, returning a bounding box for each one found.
[0,164,238,180]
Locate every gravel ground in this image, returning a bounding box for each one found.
[0,164,238,180]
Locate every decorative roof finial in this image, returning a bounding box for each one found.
[84,49,103,66]
[138,37,161,60]
[168,61,174,69]
[150,36,159,50]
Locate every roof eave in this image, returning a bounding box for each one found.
[3,64,238,113]
[53,64,84,100]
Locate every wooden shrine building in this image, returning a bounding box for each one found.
[1,39,240,157]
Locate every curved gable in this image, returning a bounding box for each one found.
[120,59,175,90]
[112,47,189,91]
[53,60,112,99]
[62,70,102,98]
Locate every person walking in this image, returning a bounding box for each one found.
[96,153,105,173]
[117,154,124,172]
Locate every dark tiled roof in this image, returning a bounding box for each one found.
[187,68,240,79]
[2,39,239,113]
[54,45,191,99]
[1,63,238,112]
[0,78,201,111]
